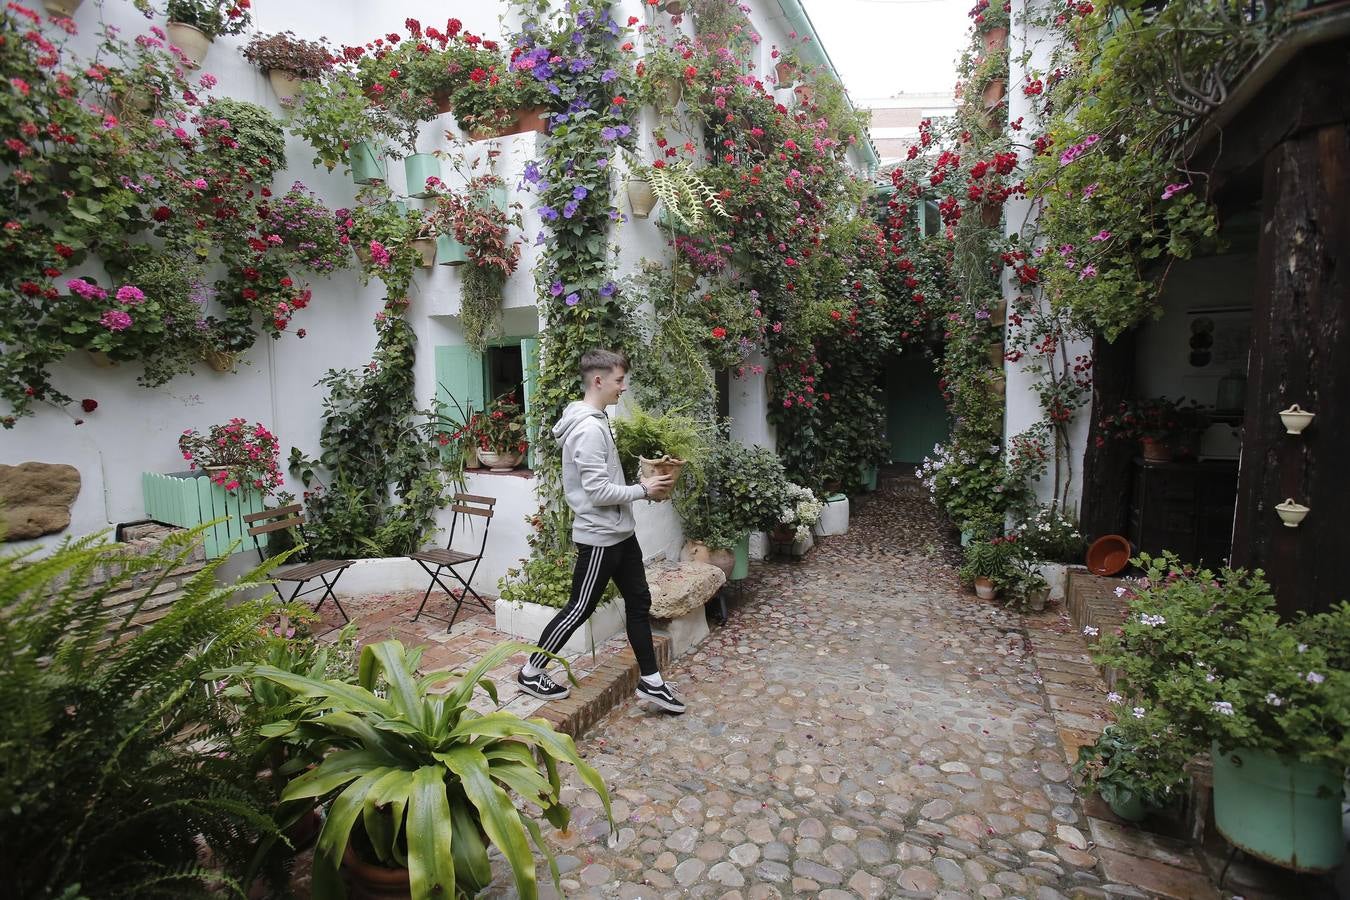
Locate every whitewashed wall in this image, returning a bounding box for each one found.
[5,0,831,594]
[1003,0,1093,516]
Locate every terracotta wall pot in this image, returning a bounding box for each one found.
[342,845,411,899]
[794,84,814,105]
[266,69,304,108]
[660,0,686,12]
[982,27,1008,53]
[1139,437,1172,463]
[202,349,236,373]
[627,178,657,218]
[974,576,998,600]
[981,79,1005,111]
[774,61,797,84]
[510,106,550,134]
[986,343,1004,368]
[477,449,522,471]
[166,22,212,69]
[87,349,117,368]
[433,93,453,115]
[980,202,1002,228]
[354,242,372,266]
[654,77,683,108]
[436,234,468,266]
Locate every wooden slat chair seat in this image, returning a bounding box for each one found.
[411,492,496,631]
[242,504,354,622]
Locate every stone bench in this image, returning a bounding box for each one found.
[646,558,725,657]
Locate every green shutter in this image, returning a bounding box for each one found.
[520,337,541,469]
[434,345,486,424]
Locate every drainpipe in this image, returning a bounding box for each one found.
[773,0,882,175]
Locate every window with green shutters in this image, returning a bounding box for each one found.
[434,338,542,470]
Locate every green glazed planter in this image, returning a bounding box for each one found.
[731,532,749,581]
[859,463,879,492]
[1105,792,1149,823]
[1211,742,1345,872]
[349,141,386,185]
[436,234,468,266]
[403,153,440,198]
[474,184,508,212]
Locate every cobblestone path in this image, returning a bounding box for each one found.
[493,476,1116,900]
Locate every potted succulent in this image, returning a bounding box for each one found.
[227,639,613,900]
[959,535,1019,600]
[160,0,253,68]
[1097,396,1208,463]
[241,31,333,109]
[1095,553,1350,872]
[476,391,528,470]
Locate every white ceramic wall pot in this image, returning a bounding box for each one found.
[1275,499,1309,528]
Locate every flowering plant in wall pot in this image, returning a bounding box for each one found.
[144,0,253,67]
[178,417,285,494]
[241,31,333,108]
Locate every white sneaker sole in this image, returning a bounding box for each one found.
[517,679,570,701]
[635,688,686,714]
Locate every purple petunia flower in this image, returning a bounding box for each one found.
[523,161,541,184]
[562,199,580,218]
[601,68,617,83]
[572,185,588,200]
[599,281,615,297]
[550,280,564,297]
[565,292,580,306]
[539,205,559,221]
[600,126,618,141]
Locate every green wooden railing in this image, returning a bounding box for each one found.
[141,471,266,558]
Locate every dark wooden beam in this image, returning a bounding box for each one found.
[1230,123,1350,618]
[1080,329,1139,542]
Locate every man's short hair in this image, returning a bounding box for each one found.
[580,349,629,384]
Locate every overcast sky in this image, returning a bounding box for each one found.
[800,0,971,99]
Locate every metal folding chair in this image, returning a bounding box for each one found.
[410,492,495,630]
[243,504,354,622]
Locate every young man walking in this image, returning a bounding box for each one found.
[516,349,686,714]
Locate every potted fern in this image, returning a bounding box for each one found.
[231,639,612,899]
[623,152,727,229]
[612,402,711,499]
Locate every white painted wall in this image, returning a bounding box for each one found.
[5,0,831,596]
[1004,0,1093,516]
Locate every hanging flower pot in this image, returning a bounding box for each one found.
[794,83,814,105]
[436,234,468,266]
[166,22,212,69]
[266,69,304,109]
[112,87,155,118]
[41,0,83,15]
[201,349,236,373]
[433,92,453,115]
[980,202,1002,228]
[410,237,437,268]
[348,141,386,185]
[1211,743,1345,873]
[660,0,686,13]
[509,106,550,135]
[1139,437,1172,463]
[982,26,1009,53]
[403,153,441,199]
[981,78,1006,111]
[627,178,657,218]
[653,76,683,108]
[986,342,1004,368]
[474,184,509,212]
[87,350,117,368]
[774,60,797,84]
[353,241,372,266]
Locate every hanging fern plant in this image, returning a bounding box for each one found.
[626,153,728,231]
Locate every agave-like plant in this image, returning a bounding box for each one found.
[232,639,612,900]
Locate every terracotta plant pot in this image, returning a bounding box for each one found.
[627,178,657,218]
[774,60,797,84]
[409,237,437,268]
[681,539,712,566]
[509,105,550,134]
[87,349,117,368]
[707,547,735,579]
[980,202,1002,228]
[982,26,1009,53]
[342,844,410,899]
[770,524,797,545]
[1139,436,1171,463]
[638,454,686,498]
[477,449,522,471]
[986,342,1005,368]
[433,93,453,115]
[660,0,686,12]
[794,84,814,105]
[974,576,998,600]
[266,69,304,108]
[1085,535,1131,576]
[354,242,372,266]
[982,79,1005,110]
[166,22,212,69]
[653,76,683,108]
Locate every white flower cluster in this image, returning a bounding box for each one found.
[915,442,955,499]
[778,483,823,542]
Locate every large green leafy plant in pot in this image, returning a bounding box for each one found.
[234,639,612,899]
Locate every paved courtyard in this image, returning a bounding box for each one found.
[488,477,1119,899]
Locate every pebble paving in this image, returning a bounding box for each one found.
[485,475,1110,899]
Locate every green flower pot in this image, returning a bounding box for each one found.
[436,234,468,266]
[1211,742,1345,873]
[474,184,509,212]
[348,141,386,185]
[731,532,749,581]
[1105,792,1149,823]
[404,153,440,198]
[859,463,878,492]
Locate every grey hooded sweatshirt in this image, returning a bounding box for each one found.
[553,400,646,547]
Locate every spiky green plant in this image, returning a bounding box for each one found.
[225,639,614,900]
[0,526,293,899]
[624,153,728,230]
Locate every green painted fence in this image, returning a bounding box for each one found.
[141,471,267,558]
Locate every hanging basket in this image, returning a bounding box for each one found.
[166,22,212,69]
[201,349,236,373]
[348,141,386,185]
[403,153,441,199]
[627,178,657,218]
[266,69,304,109]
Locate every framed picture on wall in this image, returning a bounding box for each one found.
[1184,307,1251,373]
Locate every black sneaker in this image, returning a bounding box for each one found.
[517,670,570,701]
[635,680,686,714]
